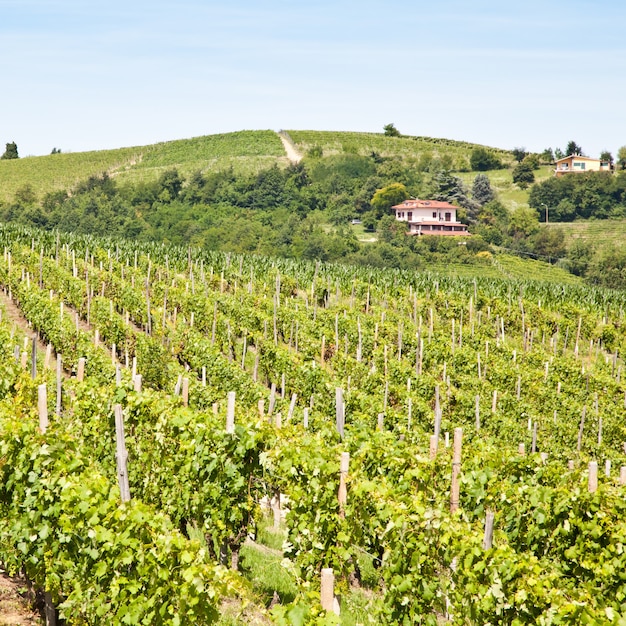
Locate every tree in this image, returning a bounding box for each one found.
[383,123,401,138]
[51,147,62,154]
[512,147,527,162]
[508,206,539,239]
[469,147,502,171]
[600,150,613,166]
[511,160,535,188]
[554,148,564,160]
[565,140,583,156]
[1,142,18,159]
[157,168,184,201]
[432,170,479,220]
[540,148,555,163]
[530,227,566,262]
[370,182,408,218]
[616,146,626,170]
[471,174,495,206]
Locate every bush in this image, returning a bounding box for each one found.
[470,147,502,171]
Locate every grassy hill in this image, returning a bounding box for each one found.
[0,130,286,203]
[287,129,514,170]
[0,129,523,205]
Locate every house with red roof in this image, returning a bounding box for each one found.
[391,199,469,236]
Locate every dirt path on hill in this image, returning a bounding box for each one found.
[0,572,42,625]
[0,289,59,371]
[277,131,302,164]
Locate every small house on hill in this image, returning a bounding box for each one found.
[391,199,469,236]
[554,155,612,177]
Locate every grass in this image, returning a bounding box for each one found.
[225,514,385,623]
[349,222,378,243]
[287,130,514,172]
[0,130,286,203]
[457,165,554,211]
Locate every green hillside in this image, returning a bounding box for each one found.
[0,130,285,203]
[287,129,514,170]
[0,128,523,205]
[543,219,626,250]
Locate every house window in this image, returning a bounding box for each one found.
[445,212,451,221]
[407,212,412,221]
[432,212,437,218]
[573,162,585,170]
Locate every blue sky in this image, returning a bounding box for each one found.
[2,0,625,157]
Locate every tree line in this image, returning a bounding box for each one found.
[1,138,626,287]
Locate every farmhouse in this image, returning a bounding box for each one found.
[554,155,612,177]
[391,199,469,236]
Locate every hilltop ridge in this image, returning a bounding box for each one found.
[0,129,514,203]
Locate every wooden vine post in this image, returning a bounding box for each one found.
[335,388,345,439]
[38,384,48,433]
[114,404,131,503]
[450,428,462,513]
[226,391,236,434]
[77,357,86,382]
[588,461,598,493]
[320,568,339,615]
[55,355,62,417]
[483,510,495,550]
[338,452,350,518]
[182,377,189,406]
[31,335,37,379]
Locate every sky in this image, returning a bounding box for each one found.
[2,0,625,158]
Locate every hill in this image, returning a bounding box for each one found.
[0,129,517,204]
[286,129,514,170]
[0,130,286,203]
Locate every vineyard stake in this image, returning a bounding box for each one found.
[226,391,235,434]
[56,356,62,416]
[182,377,189,406]
[483,510,495,550]
[38,384,48,433]
[287,393,297,422]
[335,388,345,439]
[450,428,462,513]
[77,357,85,382]
[338,452,350,518]
[114,404,131,502]
[31,335,37,379]
[320,568,339,615]
[588,461,598,493]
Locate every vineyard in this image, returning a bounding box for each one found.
[286,130,514,172]
[0,224,625,624]
[0,131,285,203]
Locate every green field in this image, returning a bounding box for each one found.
[457,165,554,211]
[0,130,286,202]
